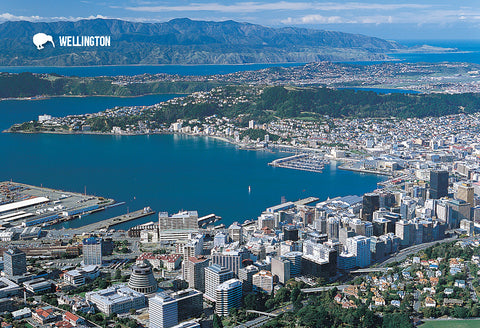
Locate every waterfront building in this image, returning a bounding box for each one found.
[252,270,274,294]
[346,236,371,268]
[204,265,234,302]
[159,211,198,230]
[158,211,199,242]
[82,237,102,266]
[183,256,209,293]
[228,222,243,243]
[213,233,229,247]
[86,285,145,315]
[3,247,26,277]
[149,293,178,328]
[258,213,276,230]
[238,264,259,293]
[128,262,158,294]
[430,170,449,199]
[215,279,242,316]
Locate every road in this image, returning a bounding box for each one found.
[379,236,458,267]
[301,285,348,293]
[234,304,294,328]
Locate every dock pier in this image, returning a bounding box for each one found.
[78,207,155,232]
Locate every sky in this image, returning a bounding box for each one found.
[1,0,480,40]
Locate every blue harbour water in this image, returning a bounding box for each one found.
[0,95,385,230]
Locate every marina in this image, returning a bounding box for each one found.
[268,154,329,173]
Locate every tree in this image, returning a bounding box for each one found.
[213,314,223,328]
[265,299,276,310]
[114,269,122,280]
[382,313,413,328]
[290,287,301,303]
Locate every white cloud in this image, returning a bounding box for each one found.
[282,15,352,24]
[0,13,108,22]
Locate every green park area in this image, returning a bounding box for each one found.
[421,319,480,328]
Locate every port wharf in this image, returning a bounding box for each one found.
[74,207,155,233]
[0,181,115,227]
[268,154,329,173]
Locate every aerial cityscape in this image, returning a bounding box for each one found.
[3,1,480,328]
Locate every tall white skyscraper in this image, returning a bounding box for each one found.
[215,279,242,316]
[149,293,178,328]
[204,264,234,302]
[346,236,371,268]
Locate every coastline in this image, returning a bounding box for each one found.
[0,92,186,102]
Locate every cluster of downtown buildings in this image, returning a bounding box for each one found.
[0,166,474,327]
[121,160,476,327]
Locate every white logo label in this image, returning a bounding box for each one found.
[33,33,111,50]
[33,33,55,50]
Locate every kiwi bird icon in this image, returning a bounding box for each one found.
[33,33,55,50]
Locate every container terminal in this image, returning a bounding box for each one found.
[0,181,115,228]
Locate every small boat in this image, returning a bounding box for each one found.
[248,186,251,193]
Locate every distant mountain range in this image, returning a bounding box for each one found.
[0,18,408,66]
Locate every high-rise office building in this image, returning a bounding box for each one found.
[3,247,26,277]
[282,251,302,277]
[252,270,274,294]
[362,193,380,221]
[326,217,340,239]
[159,211,198,230]
[183,256,209,293]
[149,293,178,328]
[283,225,299,241]
[228,222,243,243]
[204,265,234,302]
[170,289,203,322]
[215,279,242,316]
[211,248,249,276]
[82,237,103,266]
[430,170,449,199]
[270,257,290,285]
[395,220,412,246]
[346,236,371,268]
[238,265,258,293]
[456,183,475,207]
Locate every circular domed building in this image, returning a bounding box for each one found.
[128,262,158,294]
